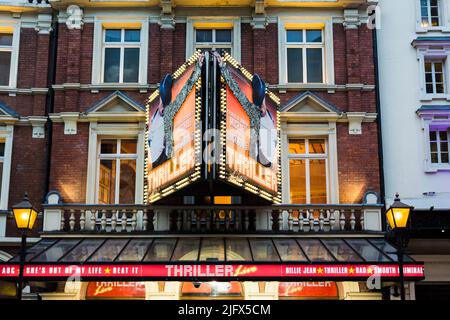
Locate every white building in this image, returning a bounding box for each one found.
[377,0,450,300]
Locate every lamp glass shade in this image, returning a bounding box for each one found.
[386,207,410,229]
[13,207,38,230]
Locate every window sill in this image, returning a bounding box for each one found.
[53,83,157,93]
[420,94,450,102]
[416,26,450,33]
[425,165,450,173]
[0,87,48,96]
[272,83,374,93]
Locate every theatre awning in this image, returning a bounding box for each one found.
[0,236,424,281]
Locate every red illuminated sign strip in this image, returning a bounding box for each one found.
[0,264,425,280]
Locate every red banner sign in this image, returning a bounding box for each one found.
[0,264,424,279]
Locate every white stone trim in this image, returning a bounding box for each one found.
[85,122,146,204]
[0,19,21,89]
[91,16,149,85]
[185,17,241,62]
[278,16,334,86]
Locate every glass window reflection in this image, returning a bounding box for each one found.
[144,239,177,261]
[249,239,280,261]
[61,239,105,262]
[88,239,129,262]
[273,239,308,261]
[345,239,391,262]
[297,239,335,262]
[32,239,80,262]
[116,239,152,262]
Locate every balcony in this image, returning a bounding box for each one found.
[41,202,383,234]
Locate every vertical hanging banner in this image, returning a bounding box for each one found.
[145,52,204,203]
[217,53,281,203]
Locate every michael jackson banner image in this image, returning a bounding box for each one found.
[217,53,281,202]
[145,53,203,203]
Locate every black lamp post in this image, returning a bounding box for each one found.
[385,193,414,301]
[11,193,38,300]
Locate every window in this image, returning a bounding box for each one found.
[102,29,141,83]
[429,129,449,164]
[0,33,13,87]
[0,141,4,197]
[288,138,328,204]
[194,28,232,54]
[420,0,441,28]
[425,59,446,94]
[285,29,324,84]
[97,139,137,204]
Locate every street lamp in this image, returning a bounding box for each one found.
[12,193,38,300]
[386,193,414,301]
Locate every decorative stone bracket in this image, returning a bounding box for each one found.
[346,112,376,135]
[35,13,53,35]
[251,0,268,29]
[60,112,79,135]
[29,116,47,139]
[343,9,361,30]
[160,0,175,29]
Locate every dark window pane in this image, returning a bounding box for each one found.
[61,239,105,262]
[273,239,308,261]
[101,140,117,154]
[116,239,152,261]
[199,238,225,261]
[0,33,13,46]
[426,83,434,93]
[441,142,448,152]
[425,62,432,72]
[431,152,438,163]
[430,131,437,141]
[442,153,449,163]
[307,48,323,83]
[105,29,121,42]
[196,29,212,43]
[297,239,335,262]
[287,48,303,83]
[104,48,120,82]
[124,29,140,42]
[123,48,139,82]
[430,142,438,152]
[249,239,280,261]
[0,51,11,86]
[0,142,5,157]
[144,239,177,261]
[32,239,80,262]
[216,29,232,43]
[436,83,445,93]
[439,131,448,141]
[346,239,391,262]
[321,239,362,262]
[306,30,322,43]
[88,239,129,262]
[435,62,443,72]
[171,238,200,261]
[286,30,303,42]
[225,239,252,261]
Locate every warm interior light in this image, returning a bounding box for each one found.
[12,194,38,231]
[386,207,411,229]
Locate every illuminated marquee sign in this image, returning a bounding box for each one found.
[0,264,425,280]
[145,52,203,203]
[85,281,146,299]
[218,53,281,203]
[278,282,339,299]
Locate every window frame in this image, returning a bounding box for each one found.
[86,122,145,205]
[91,18,148,86]
[425,59,446,95]
[429,128,450,164]
[420,0,442,28]
[101,29,142,84]
[96,138,138,205]
[281,123,339,205]
[287,137,329,204]
[278,17,334,86]
[0,125,13,238]
[0,23,20,89]
[417,47,450,101]
[419,113,450,172]
[186,17,241,62]
[194,28,233,54]
[284,29,325,84]
[416,0,450,32]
